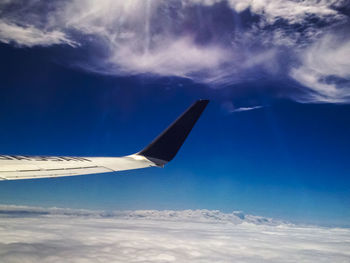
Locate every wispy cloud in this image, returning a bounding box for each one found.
[0,0,349,103]
[233,106,263,112]
[226,0,344,24]
[290,34,350,103]
[222,101,263,113]
[0,21,77,47]
[0,205,349,263]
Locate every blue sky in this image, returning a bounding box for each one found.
[0,0,350,227]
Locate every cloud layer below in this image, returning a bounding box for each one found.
[1,205,350,262]
[0,0,349,103]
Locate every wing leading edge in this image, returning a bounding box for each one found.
[0,100,209,180]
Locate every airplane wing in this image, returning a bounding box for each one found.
[0,100,209,180]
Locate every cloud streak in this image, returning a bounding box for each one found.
[233,106,263,112]
[0,205,349,263]
[0,0,349,103]
[0,21,77,47]
[222,101,264,113]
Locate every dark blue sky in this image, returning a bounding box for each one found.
[0,43,349,227]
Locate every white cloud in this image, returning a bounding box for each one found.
[0,21,76,47]
[186,0,344,25]
[227,0,342,23]
[96,37,231,78]
[0,0,349,103]
[54,0,346,84]
[290,35,350,103]
[233,106,263,112]
[56,0,236,82]
[0,205,349,263]
[222,101,263,113]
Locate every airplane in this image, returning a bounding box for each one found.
[0,100,209,180]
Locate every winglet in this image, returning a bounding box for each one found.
[138,100,209,166]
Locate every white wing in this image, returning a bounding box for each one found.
[0,100,209,180]
[0,154,156,180]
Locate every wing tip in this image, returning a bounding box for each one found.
[138,99,209,164]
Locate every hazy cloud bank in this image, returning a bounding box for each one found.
[0,0,349,103]
[0,205,350,262]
